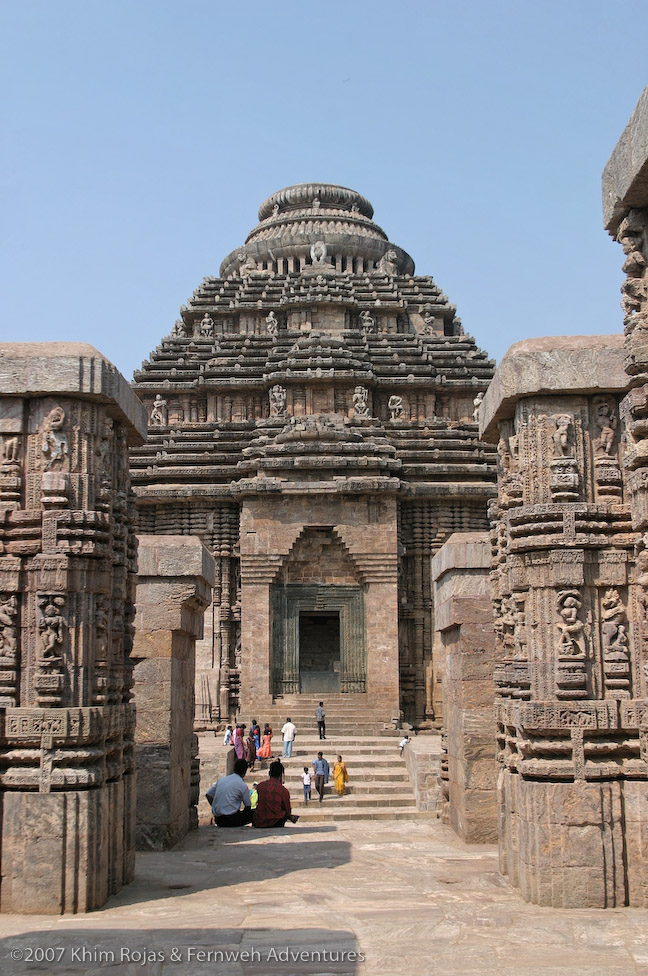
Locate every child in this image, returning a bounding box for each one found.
[399,734,411,756]
[301,766,312,804]
[250,782,259,810]
[223,725,233,746]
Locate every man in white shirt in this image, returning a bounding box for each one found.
[281,717,296,758]
[205,759,252,827]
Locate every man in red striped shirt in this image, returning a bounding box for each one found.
[253,761,300,828]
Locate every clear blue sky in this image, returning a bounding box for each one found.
[1,1,646,379]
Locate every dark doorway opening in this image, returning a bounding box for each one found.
[299,612,340,693]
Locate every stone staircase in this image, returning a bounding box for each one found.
[249,733,434,822]
[245,693,396,738]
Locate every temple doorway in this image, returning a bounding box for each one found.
[299,611,340,692]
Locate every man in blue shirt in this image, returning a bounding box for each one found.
[312,751,330,803]
[205,759,252,827]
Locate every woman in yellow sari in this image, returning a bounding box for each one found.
[333,755,349,796]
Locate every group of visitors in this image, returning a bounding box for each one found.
[206,759,299,828]
[210,701,352,825]
[222,719,274,768]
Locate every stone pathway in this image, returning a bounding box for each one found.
[1,818,648,976]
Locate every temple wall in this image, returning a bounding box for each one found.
[431,532,498,843]
[0,343,146,913]
[132,535,214,850]
[480,334,648,907]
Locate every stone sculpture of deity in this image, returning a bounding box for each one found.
[199,312,214,337]
[360,310,375,335]
[266,311,279,338]
[552,414,573,458]
[38,597,65,663]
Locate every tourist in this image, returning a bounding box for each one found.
[313,750,330,803]
[222,725,233,746]
[245,728,257,770]
[281,716,296,758]
[233,724,246,760]
[399,733,411,756]
[250,782,259,810]
[251,719,261,751]
[315,700,326,739]
[253,761,300,828]
[333,755,349,796]
[301,766,312,804]
[257,723,273,760]
[205,758,252,827]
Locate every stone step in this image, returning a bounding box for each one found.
[294,807,435,822]
[293,793,416,807]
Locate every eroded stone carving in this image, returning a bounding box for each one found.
[0,594,18,659]
[388,394,403,420]
[266,310,278,338]
[377,249,398,275]
[269,384,287,417]
[37,595,66,663]
[353,385,370,417]
[473,391,484,423]
[199,312,214,337]
[41,407,67,470]
[360,310,375,335]
[310,240,327,265]
[238,250,257,276]
[150,394,168,426]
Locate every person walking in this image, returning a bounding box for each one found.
[313,750,330,803]
[315,701,326,740]
[333,755,349,796]
[281,717,296,758]
[205,758,253,827]
[253,761,300,828]
[301,766,312,805]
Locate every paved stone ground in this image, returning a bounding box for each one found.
[1,818,648,976]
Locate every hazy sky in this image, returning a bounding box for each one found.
[1,1,646,379]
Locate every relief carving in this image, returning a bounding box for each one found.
[149,394,168,426]
[199,312,214,337]
[37,595,66,664]
[269,384,287,417]
[266,310,278,338]
[388,394,403,420]
[352,386,370,418]
[360,310,375,335]
[601,588,631,698]
[41,407,68,470]
[556,589,588,699]
[0,593,18,660]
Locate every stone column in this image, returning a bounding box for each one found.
[431,532,498,843]
[0,342,146,913]
[480,335,646,908]
[132,535,214,850]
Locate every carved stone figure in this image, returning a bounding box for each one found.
[0,594,18,658]
[150,394,168,426]
[238,251,257,276]
[556,590,585,657]
[3,436,19,464]
[377,249,398,275]
[41,406,68,470]
[310,241,328,265]
[473,391,484,423]
[171,320,186,338]
[593,396,617,456]
[269,384,287,417]
[199,312,214,337]
[388,394,403,420]
[552,414,573,458]
[38,596,65,663]
[353,386,370,417]
[266,311,278,338]
[360,310,375,335]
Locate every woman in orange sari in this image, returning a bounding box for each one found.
[257,723,273,760]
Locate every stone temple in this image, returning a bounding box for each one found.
[129,183,496,732]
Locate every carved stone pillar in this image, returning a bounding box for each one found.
[132,535,214,850]
[431,531,498,843]
[481,335,646,908]
[0,342,146,913]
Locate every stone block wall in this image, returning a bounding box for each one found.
[133,535,214,850]
[402,735,442,812]
[0,343,146,913]
[431,532,498,843]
